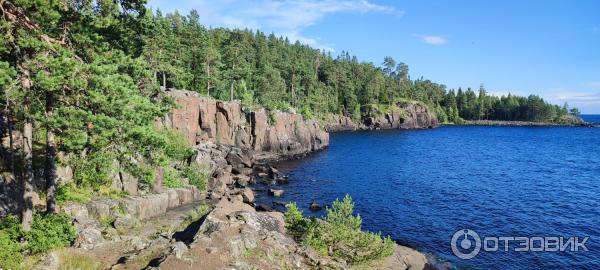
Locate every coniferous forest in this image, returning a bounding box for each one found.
[0,0,581,229]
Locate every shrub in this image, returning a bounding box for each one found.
[0,232,22,270]
[163,167,183,188]
[55,183,93,204]
[26,214,77,254]
[182,164,209,191]
[300,105,314,120]
[0,216,23,270]
[164,129,194,161]
[0,215,23,240]
[285,195,395,266]
[284,203,313,241]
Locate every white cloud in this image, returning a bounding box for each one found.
[149,0,403,51]
[413,34,448,45]
[543,90,600,113]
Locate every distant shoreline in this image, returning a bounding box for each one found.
[458,120,596,127]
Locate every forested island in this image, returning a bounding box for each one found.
[0,0,587,269]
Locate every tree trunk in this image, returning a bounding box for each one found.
[230,80,234,101]
[8,108,15,176]
[291,71,296,107]
[45,91,57,213]
[18,53,34,230]
[206,62,211,96]
[22,113,34,230]
[162,72,166,90]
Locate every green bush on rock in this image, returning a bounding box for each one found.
[0,213,76,269]
[26,214,77,254]
[0,232,23,270]
[182,164,210,191]
[285,195,395,265]
[0,216,24,270]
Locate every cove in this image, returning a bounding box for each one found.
[254,125,600,269]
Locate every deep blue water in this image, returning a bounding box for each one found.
[581,114,600,124]
[254,125,600,269]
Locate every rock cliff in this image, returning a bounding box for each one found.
[164,89,329,158]
[325,101,438,132]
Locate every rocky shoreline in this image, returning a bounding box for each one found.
[324,101,439,132]
[28,90,445,269]
[461,119,596,127]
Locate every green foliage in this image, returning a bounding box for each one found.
[55,183,93,204]
[182,164,210,191]
[164,130,194,162]
[299,104,314,120]
[0,213,76,268]
[26,214,77,254]
[163,167,183,188]
[162,163,209,190]
[284,203,313,240]
[0,216,24,269]
[325,195,363,230]
[0,231,23,270]
[284,195,395,265]
[0,215,23,241]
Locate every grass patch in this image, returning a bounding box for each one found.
[56,249,102,270]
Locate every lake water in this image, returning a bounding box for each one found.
[254,123,600,269]
[581,114,600,124]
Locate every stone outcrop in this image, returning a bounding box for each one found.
[325,101,439,131]
[62,186,204,224]
[152,197,346,270]
[165,89,329,158]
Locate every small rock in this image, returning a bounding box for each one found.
[309,201,322,211]
[232,167,253,176]
[128,236,147,250]
[268,167,281,179]
[276,176,290,184]
[273,201,287,207]
[255,204,273,212]
[257,172,268,178]
[171,241,188,259]
[241,188,255,204]
[74,228,104,250]
[269,189,284,197]
[114,215,137,231]
[102,227,120,241]
[206,247,218,254]
[253,164,269,173]
[234,175,250,187]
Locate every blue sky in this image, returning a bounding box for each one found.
[148,0,600,113]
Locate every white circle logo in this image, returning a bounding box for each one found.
[451,229,481,259]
